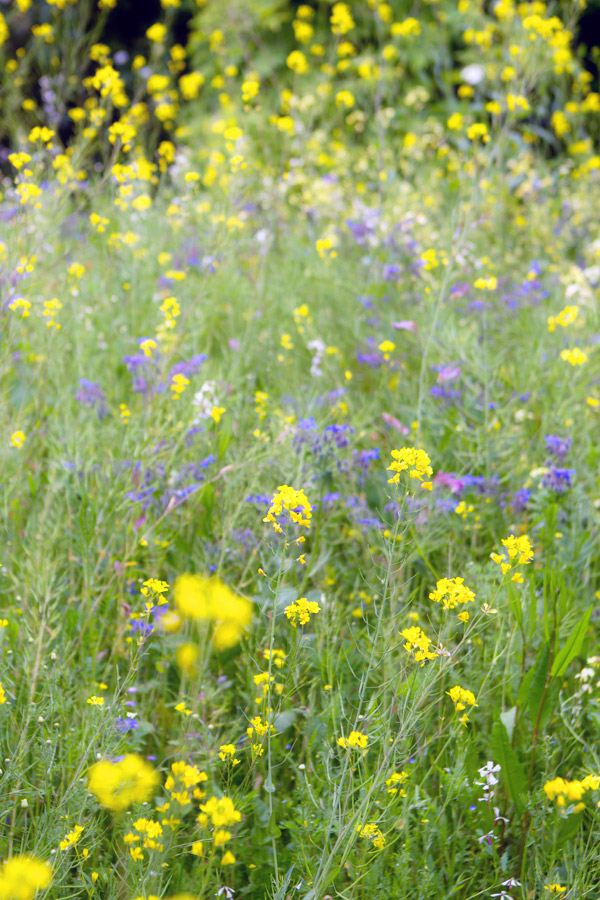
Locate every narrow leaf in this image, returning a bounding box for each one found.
[492,719,528,816]
[527,643,551,727]
[551,606,592,679]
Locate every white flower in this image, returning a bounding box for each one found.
[478,761,501,785]
[575,667,595,682]
[192,381,218,419]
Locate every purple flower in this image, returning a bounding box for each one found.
[357,350,384,367]
[168,354,208,380]
[357,295,375,310]
[435,364,461,383]
[544,434,572,461]
[75,379,108,417]
[129,619,154,636]
[382,264,402,281]
[512,488,531,512]
[542,466,576,493]
[433,472,465,494]
[114,717,139,733]
[450,282,470,298]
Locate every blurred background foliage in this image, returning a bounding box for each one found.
[1,0,599,159]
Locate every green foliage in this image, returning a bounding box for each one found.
[1,0,600,899]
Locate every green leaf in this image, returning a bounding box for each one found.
[527,643,551,727]
[491,718,528,816]
[272,866,295,900]
[554,811,584,849]
[269,809,281,835]
[304,867,341,899]
[506,581,522,627]
[551,606,593,679]
[516,663,536,712]
[500,707,516,742]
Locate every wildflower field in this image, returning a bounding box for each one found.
[2,0,600,897]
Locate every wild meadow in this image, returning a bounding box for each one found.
[1,0,600,897]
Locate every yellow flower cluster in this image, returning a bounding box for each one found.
[195,795,241,864]
[548,305,578,331]
[544,774,600,811]
[447,685,478,725]
[387,447,433,490]
[385,770,408,796]
[165,760,208,806]
[218,744,240,766]
[263,484,312,533]
[429,577,475,610]
[337,730,368,750]
[246,715,275,756]
[59,824,84,851]
[560,347,587,366]
[491,534,534,581]
[174,574,252,650]
[401,625,438,665]
[284,597,321,628]
[446,685,478,711]
[125,817,165,859]
[0,856,52,900]
[355,821,385,849]
[87,753,159,811]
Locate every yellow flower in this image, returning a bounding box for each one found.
[560,347,587,366]
[211,406,226,423]
[60,825,84,851]
[391,17,421,37]
[175,643,198,674]
[286,51,309,74]
[386,770,408,795]
[548,305,578,331]
[543,774,599,810]
[429,577,475,609]
[174,574,252,650]
[171,373,190,397]
[467,122,489,143]
[10,431,26,449]
[263,485,312,533]
[387,447,433,487]
[446,685,478,713]
[146,23,167,42]
[285,597,321,627]
[330,2,355,35]
[87,754,159,811]
[401,626,438,665]
[336,90,355,108]
[378,340,395,360]
[0,856,52,900]
[447,113,463,130]
[337,731,368,750]
[218,744,240,766]
[355,821,385,848]
[199,795,241,827]
[501,534,534,565]
[473,276,497,290]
